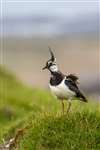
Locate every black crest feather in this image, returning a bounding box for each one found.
[48,47,55,62]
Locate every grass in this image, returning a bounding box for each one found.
[0,66,100,149]
[0,66,59,143]
[19,112,100,150]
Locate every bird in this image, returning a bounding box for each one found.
[42,48,87,114]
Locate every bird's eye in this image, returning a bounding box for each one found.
[47,61,52,66]
[49,63,52,66]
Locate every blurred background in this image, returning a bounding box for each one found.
[0,0,100,100]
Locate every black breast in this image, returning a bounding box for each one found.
[50,71,64,86]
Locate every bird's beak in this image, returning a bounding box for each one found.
[42,66,47,70]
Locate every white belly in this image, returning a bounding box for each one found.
[49,78,75,100]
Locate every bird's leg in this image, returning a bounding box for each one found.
[61,100,64,115]
[67,100,71,114]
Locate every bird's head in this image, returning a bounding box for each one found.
[42,47,58,72]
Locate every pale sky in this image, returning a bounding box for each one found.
[2,0,98,18]
[1,0,98,37]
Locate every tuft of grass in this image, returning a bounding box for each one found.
[18,110,100,150]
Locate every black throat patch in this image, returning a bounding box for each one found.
[50,71,64,86]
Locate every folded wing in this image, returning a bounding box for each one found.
[65,74,87,102]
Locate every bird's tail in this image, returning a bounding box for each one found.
[80,95,88,102]
[77,92,88,102]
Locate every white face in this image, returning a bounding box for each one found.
[50,64,58,72]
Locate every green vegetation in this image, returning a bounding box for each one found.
[0,66,100,149]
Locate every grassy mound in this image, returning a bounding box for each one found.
[0,66,59,143]
[18,111,100,150]
[0,66,100,149]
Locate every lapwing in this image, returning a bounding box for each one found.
[42,48,87,114]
